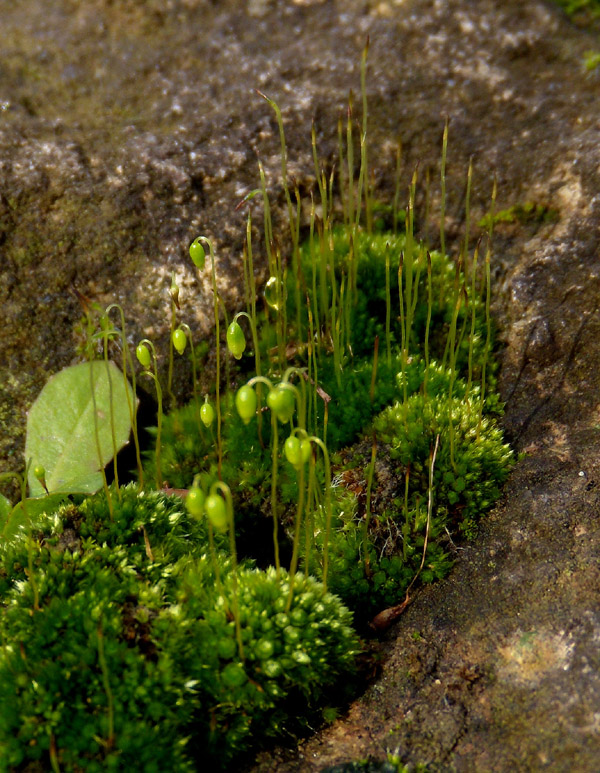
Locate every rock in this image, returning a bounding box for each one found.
[1,0,600,771]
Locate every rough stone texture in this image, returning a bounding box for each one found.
[1,0,600,770]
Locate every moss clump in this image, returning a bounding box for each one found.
[0,487,359,770]
[303,372,513,617]
[0,543,196,772]
[373,391,514,533]
[166,562,359,763]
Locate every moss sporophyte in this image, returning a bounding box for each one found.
[0,52,514,770]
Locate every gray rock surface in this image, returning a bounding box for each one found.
[1,0,599,770]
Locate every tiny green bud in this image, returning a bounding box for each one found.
[186,487,205,519]
[200,399,215,428]
[235,385,257,424]
[189,238,205,269]
[172,328,187,355]
[169,271,180,307]
[205,493,228,531]
[34,465,49,494]
[226,321,246,360]
[136,343,151,369]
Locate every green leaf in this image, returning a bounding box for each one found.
[0,494,11,534]
[1,494,69,542]
[25,361,136,496]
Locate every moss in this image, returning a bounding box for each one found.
[0,487,359,770]
[478,201,559,230]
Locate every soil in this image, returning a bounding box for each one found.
[1,0,600,770]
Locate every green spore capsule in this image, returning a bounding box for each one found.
[226,321,246,359]
[235,385,257,424]
[200,399,215,428]
[189,238,205,269]
[284,436,312,468]
[172,328,187,355]
[205,493,228,531]
[300,439,311,465]
[186,487,205,519]
[136,343,151,369]
[284,436,301,467]
[264,275,283,310]
[267,384,295,423]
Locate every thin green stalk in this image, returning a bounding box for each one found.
[308,436,333,591]
[90,360,113,516]
[49,735,61,773]
[479,241,492,439]
[440,118,448,262]
[318,219,329,348]
[106,304,143,488]
[212,481,244,660]
[304,453,316,577]
[403,169,418,355]
[166,274,178,409]
[404,434,439,598]
[398,256,408,418]
[307,304,319,436]
[179,324,200,406]
[369,335,379,404]
[101,321,120,501]
[138,339,163,488]
[385,243,391,367]
[393,139,402,235]
[442,257,463,370]
[311,121,329,225]
[338,115,348,226]
[242,245,251,318]
[246,214,258,334]
[424,252,433,396]
[346,95,355,229]
[360,38,372,232]
[247,374,280,574]
[257,91,301,338]
[286,445,306,612]
[402,465,410,561]
[244,214,265,442]
[308,194,321,353]
[177,322,205,445]
[462,158,473,267]
[343,244,353,353]
[446,289,464,470]
[478,175,497,434]
[258,161,275,276]
[207,520,223,595]
[330,250,341,387]
[362,436,377,572]
[424,166,431,248]
[270,410,280,576]
[198,237,223,478]
[96,623,115,750]
[466,242,480,396]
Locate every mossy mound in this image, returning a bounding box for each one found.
[0,488,359,771]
